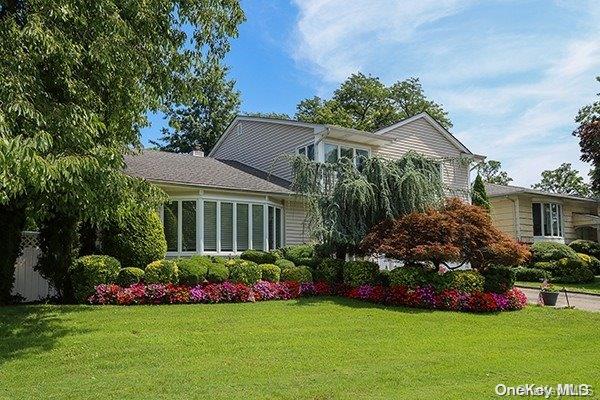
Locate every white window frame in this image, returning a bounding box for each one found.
[296,142,316,161]
[532,201,564,240]
[323,141,371,167]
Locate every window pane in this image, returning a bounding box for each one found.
[298,147,306,156]
[532,203,542,236]
[324,143,338,163]
[236,204,249,251]
[252,205,264,250]
[355,149,369,170]
[182,201,196,252]
[203,201,217,251]
[275,208,282,248]
[268,206,275,251]
[220,202,233,251]
[340,146,353,160]
[306,144,315,160]
[558,205,563,236]
[543,203,552,237]
[164,201,178,252]
[551,203,559,237]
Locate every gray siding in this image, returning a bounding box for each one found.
[374,118,470,199]
[284,199,311,245]
[212,120,315,181]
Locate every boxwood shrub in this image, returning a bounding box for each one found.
[376,269,391,287]
[70,255,121,302]
[145,260,178,284]
[281,266,312,283]
[176,257,209,285]
[389,266,434,288]
[447,270,485,293]
[240,249,278,265]
[206,263,229,283]
[343,260,379,287]
[483,266,516,293]
[282,244,315,266]
[116,267,145,287]
[569,239,600,258]
[514,267,550,282]
[553,257,595,283]
[227,259,262,285]
[531,242,578,262]
[275,259,295,270]
[260,264,281,282]
[313,258,345,284]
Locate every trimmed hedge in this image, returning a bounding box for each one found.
[206,263,229,283]
[376,270,391,287]
[531,242,578,262]
[227,259,262,285]
[260,264,281,282]
[313,258,345,284]
[282,244,315,266]
[569,239,600,258]
[343,261,379,287]
[389,267,485,293]
[483,266,516,294]
[240,249,278,265]
[70,255,121,302]
[145,260,178,284]
[281,266,312,283]
[275,259,295,270]
[514,267,550,282]
[116,267,145,287]
[553,257,594,283]
[389,266,433,288]
[447,270,485,293]
[176,257,209,285]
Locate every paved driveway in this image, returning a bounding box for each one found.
[519,287,600,312]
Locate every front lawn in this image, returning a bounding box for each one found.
[1,299,598,399]
[517,276,600,295]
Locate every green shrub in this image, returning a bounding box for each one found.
[576,253,600,274]
[281,266,312,283]
[206,263,229,283]
[532,261,558,273]
[376,269,391,287]
[389,266,434,288]
[514,267,551,282]
[282,244,314,266]
[569,239,600,258]
[116,267,145,286]
[145,260,178,284]
[211,256,228,265]
[101,210,167,269]
[70,255,121,302]
[447,270,485,292]
[483,266,516,293]
[269,249,283,261]
[312,259,345,284]
[227,259,261,285]
[343,260,379,287]
[175,257,209,285]
[531,242,578,262]
[275,259,295,270]
[389,267,484,293]
[553,257,595,283]
[240,249,278,265]
[260,264,281,282]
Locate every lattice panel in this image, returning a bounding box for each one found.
[20,232,40,249]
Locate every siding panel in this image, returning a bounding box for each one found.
[284,199,311,245]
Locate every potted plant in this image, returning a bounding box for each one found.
[539,280,559,306]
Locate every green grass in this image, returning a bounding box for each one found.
[517,276,600,295]
[1,298,599,400]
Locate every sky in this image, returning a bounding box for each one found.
[141,0,600,187]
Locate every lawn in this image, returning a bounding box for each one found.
[517,276,600,295]
[1,298,599,400]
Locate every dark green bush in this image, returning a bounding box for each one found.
[282,244,314,266]
[281,266,312,283]
[588,256,600,275]
[70,255,121,302]
[569,239,600,258]
[145,260,178,284]
[206,263,229,283]
[343,260,379,287]
[275,259,295,270]
[240,249,278,265]
[116,267,145,286]
[101,210,167,269]
[389,266,485,292]
[260,264,281,282]
[175,257,209,285]
[312,258,345,284]
[532,261,558,273]
[227,259,262,285]
[376,269,391,287]
[531,242,578,262]
[483,266,516,293]
[553,257,595,283]
[389,266,434,288]
[446,270,485,292]
[514,267,550,282]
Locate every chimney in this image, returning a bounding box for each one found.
[191,146,204,157]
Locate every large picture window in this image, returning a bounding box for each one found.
[163,201,178,252]
[236,204,249,251]
[220,202,234,251]
[324,142,370,168]
[203,201,217,251]
[252,204,264,250]
[532,202,563,237]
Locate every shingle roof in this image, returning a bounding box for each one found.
[124,150,292,195]
[485,183,598,203]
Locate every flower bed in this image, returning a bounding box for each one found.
[89,281,527,312]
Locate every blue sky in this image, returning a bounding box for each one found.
[142,0,600,187]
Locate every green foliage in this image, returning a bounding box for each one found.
[573,77,600,193]
[531,242,578,262]
[240,249,278,265]
[532,261,558,273]
[476,160,513,185]
[554,257,595,283]
[275,259,295,270]
[343,261,379,287]
[588,256,600,275]
[471,174,490,210]
[376,270,391,287]
[569,240,600,258]
[175,258,208,285]
[145,260,178,284]
[447,271,485,293]
[281,244,315,266]
[259,264,281,283]
[101,210,167,270]
[389,266,485,292]
[116,267,145,287]
[227,259,262,285]
[281,266,313,283]
[312,259,345,284]
[514,267,551,282]
[0,201,26,304]
[70,255,121,302]
[532,163,591,197]
[206,263,229,283]
[389,266,434,288]
[483,266,516,294]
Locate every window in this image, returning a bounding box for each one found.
[323,142,370,168]
[268,206,275,250]
[297,143,315,160]
[532,202,563,237]
[220,202,234,251]
[324,143,338,164]
[340,146,353,160]
[164,201,178,252]
[181,201,197,251]
[275,208,282,248]
[203,201,217,251]
[252,204,264,250]
[236,204,249,251]
[355,149,369,171]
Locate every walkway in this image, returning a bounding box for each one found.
[519,287,600,312]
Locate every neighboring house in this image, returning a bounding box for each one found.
[125,112,481,257]
[486,183,600,244]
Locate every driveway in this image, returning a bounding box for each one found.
[518,287,600,312]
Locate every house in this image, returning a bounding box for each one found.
[125,112,482,257]
[486,183,600,244]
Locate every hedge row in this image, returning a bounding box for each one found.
[525,242,598,283]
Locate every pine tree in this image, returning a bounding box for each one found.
[471,174,490,210]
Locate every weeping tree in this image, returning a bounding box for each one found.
[289,151,466,255]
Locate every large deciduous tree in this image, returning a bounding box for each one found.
[295,73,451,132]
[0,0,244,302]
[476,160,513,185]
[531,163,591,197]
[573,76,600,194]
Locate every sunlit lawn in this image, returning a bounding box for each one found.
[1,298,599,400]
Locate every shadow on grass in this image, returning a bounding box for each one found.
[0,305,93,366]
[288,296,434,314]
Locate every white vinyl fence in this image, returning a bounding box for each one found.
[11,231,56,302]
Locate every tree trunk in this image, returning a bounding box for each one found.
[0,199,27,304]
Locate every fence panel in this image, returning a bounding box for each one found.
[12,232,56,302]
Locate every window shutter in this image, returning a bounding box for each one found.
[252,204,264,250]
[236,204,249,251]
[203,201,217,251]
[182,201,196,251]
[275,208,282,248]
[220,202,233,251]
[164,201,178,252]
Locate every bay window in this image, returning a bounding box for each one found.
[181,201,197,252]
[164,201,178,252]
[532,202,563,237]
